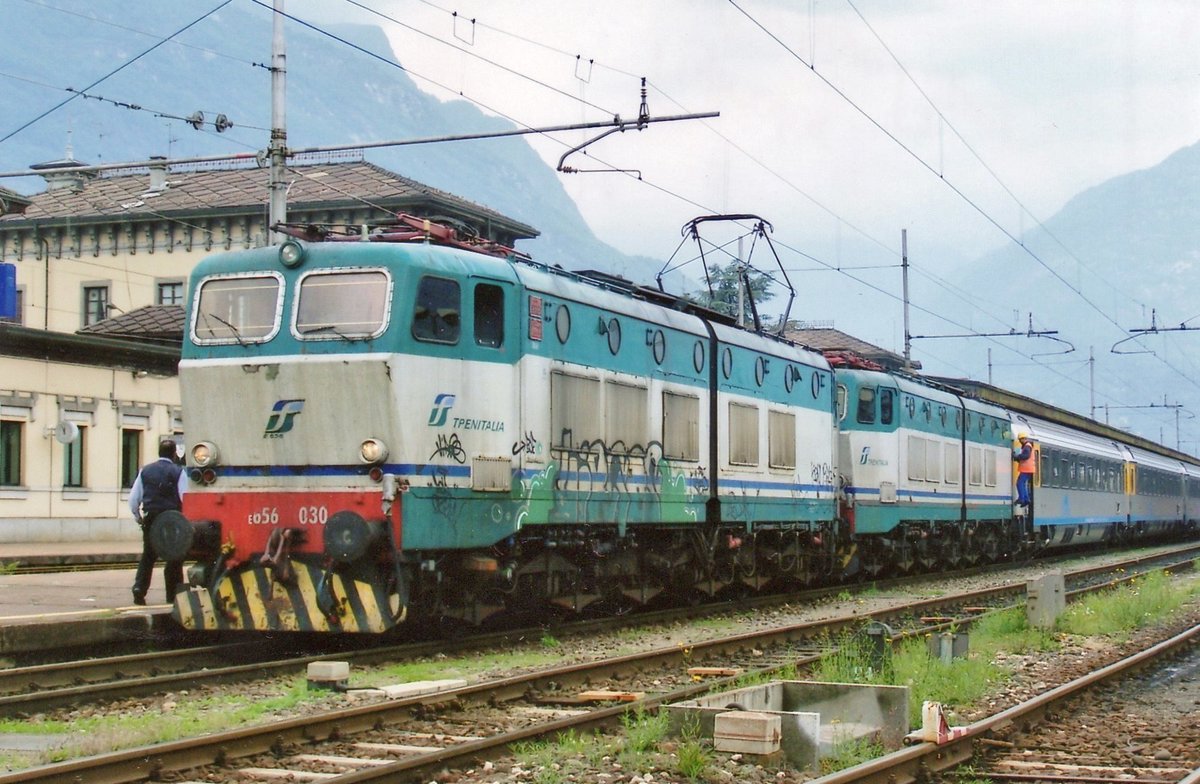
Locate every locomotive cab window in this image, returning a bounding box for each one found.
[412,276,461,344]
[295,269,390,339]
[193,273,283,344]
[474,283,504,348]
[879,388,895,425]
[856,387,876,424]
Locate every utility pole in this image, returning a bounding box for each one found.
[987,348,992,385]
[736,236,745,328]
[902,229,911,372]
[1089,347,1095,420]
[268,0,288,244]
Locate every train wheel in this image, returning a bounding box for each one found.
[941,535,963,569]
[891,538,916,574]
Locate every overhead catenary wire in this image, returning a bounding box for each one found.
[0,0,234,146]
[724,0,1200,394]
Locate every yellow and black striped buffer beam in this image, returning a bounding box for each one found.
[173,561,400,633]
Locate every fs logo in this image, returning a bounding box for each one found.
[264,399,305,438]
[859,446,871,465]
[428,393,456,427]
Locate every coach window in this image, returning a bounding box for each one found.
[879,389,895,425]
[412,276,461,344]
[856,387,876,424]
[474,283,505,348]
[296,269,390,339]
[194,273,282,344]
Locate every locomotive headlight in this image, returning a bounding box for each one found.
[278,239,305,268]
[191,441,220,468]
[360,438,389,464]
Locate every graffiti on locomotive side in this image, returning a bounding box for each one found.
[511,431,541,456]
[810,462,835,486]
[430,432,467,464]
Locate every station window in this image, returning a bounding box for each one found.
[856,387,876,424]
[663,391,700,461]
[156,281,184,306]
[728,402,759,466]
[82,285,109,326]
[193,273,282,344]
[474,283,504,348]
[120,429,141,490]
[768,410,796,469]
[296,269,390,339]
[0,421,21,486]
[63,426,86,488]
[412,276,460,344]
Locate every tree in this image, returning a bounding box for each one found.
[690,261,775,326]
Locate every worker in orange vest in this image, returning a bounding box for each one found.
[1013,435,1035,507]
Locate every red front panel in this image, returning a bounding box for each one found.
[183,490,401,556]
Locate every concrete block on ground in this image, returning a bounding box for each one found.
[714,710,781,755]
[307,661,349,690]
[379,679,467,700]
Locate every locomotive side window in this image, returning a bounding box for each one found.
[856,387,876,424]
[879,389,895,425]
[728,402,759,466]
[907,436,925,481]
[968,446,982,486]
[296,269,390,338]
[606,381,647,453]
[984,451,997,487]
[550,372,599,448]
[944,443,960,484]
[412,276,460,344]
[835,385,847,422]
[924,437,942,481]
[768,410,796,469]
[193,273,282,344]
[663,391,700,461]
[474,283,504,348]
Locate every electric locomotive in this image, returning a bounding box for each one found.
[160,222,842,632]
[154,218,1199,634]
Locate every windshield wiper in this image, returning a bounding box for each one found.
[203,312,248,347]
[299,323,366,342]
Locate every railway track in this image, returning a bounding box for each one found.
[2,546,1197,783]
[4,544,1197,716]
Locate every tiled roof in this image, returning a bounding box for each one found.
[1,159,537,237]
[78,305,184,345]
[784,327,920,371]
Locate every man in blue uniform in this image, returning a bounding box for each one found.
[129,439,187,605]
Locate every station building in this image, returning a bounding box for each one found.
[0,154,537,542]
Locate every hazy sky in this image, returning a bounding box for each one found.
[339,0,1200,274]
